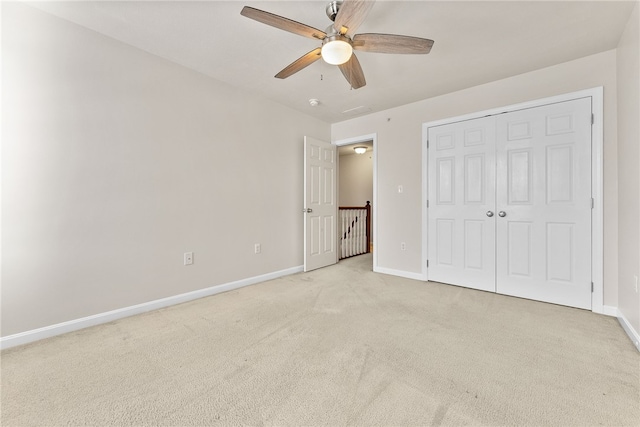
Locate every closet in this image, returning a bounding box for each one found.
[427,97,593,309]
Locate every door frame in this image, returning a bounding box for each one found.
[421,87,604,314]
[334,133,378,272]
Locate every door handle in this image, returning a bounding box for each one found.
[303,208,312,213]
[486,211,494,217]
[498,211,507,217]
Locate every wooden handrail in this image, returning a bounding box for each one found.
[338,201,371,211]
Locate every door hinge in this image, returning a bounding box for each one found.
[426,140,429,149]
[591,113,595,125]
[591,197,595,209]
[591,282,594,292]
[426,260,429,268]
[426,200,429,208]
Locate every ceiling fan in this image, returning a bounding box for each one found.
[240,0,434,89]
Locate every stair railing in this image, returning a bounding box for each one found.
[339,201,371,259]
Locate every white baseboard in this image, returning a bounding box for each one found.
[602,305,618,317]
[616,309,640,352]
[374,266,424,281]
[0,265,303,350]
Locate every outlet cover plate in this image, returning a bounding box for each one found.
[184,252,194,265]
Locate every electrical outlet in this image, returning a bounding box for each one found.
[398,185,403,194]
[401,242,406,251]
[184,252,193,266]
[254,243,261,254]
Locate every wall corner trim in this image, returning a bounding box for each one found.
[601,305,618,317]
[0,265,304,350]
[617,309,640,352]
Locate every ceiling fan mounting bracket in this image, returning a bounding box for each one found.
[325,0,343,22]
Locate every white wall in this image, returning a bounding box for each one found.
[1,3,329,336]
[338,152,373,208]
[616,3,640,338]
[332,50,619,305]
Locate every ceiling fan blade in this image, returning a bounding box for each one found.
[333,0,375,36]
[353,33,434,54]
[275,48,323,79]
[241,6,326,40]
[338,53,366,89]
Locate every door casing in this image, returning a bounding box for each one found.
[422,87,604,313]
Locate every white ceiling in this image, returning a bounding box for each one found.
[28,0,636,123]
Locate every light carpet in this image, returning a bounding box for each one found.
[2,254,639,426]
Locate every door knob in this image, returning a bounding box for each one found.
[498,211,507,217]
[486,211,494,217]
[303,208,312,213]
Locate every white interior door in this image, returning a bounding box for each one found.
[304,136,338,272]
[495,98,592,309]
[428,116,497,292]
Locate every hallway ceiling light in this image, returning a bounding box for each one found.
[353,146,367,154]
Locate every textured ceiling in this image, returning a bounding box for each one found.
[28,1,636,123]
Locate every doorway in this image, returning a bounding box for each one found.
[335,134,377,269]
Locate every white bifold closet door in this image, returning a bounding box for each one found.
[428,97,593,310]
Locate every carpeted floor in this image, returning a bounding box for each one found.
[2,253,639,426]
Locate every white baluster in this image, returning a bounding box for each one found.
[358,209,364,254]
[363,209,367,253]
[341,210,346,259]
[344,211,348,258]
[349,211,355,257]
[357,211,360,253]
[361,209,366,254]
[346,211,350,258]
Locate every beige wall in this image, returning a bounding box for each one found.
[338,152,373,208]
[332,50,619,305]
[1,3,329,336]
[616,3,640,336]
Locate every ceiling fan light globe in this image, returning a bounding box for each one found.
[321,40,353,65]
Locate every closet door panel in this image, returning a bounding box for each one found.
[495,97,592,309]
[428,116,496,292]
